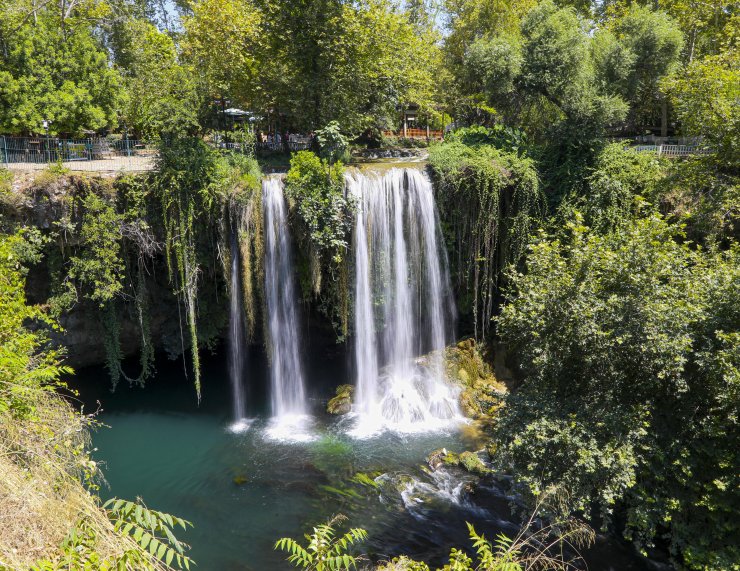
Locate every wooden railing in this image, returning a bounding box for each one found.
[383,129,444,140]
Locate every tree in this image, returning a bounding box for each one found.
[256,0,443,134]
[443,0,536,66]
[495,215,740,569]
[115,19,201,140]
[663,49,739,165]
[181,0,262,114]
[0,0,122,135]
[595,5,683,133]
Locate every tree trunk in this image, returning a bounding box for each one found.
[661,99,668,138]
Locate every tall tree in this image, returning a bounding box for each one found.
[181,0,263,115]
[595,5,684,134]
[256,0,442,133]
[0,0,122,135]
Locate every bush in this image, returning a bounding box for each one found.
[495,215,740,568]
[444,125,530,156]
[284,151,353,337]
[559,143,667,233]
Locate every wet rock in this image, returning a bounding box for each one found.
[444,338,506,421]
[327,384,354,415]
[426,448,449,470]
[458,451,490,476]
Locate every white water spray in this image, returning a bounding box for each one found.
[228,228,249,431]
[348,169,462,436]
[263,177,313,440]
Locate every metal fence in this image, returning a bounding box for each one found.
[0,136,157,172]
[632,144,709,157]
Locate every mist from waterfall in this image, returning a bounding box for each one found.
[228,227,249,432]
[262,177,312,440]
[347,168,462,436]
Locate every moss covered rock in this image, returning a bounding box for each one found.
[458,451,490,476]
[327,384,354,414]
[431,449,491,476]
[444,338,506,420]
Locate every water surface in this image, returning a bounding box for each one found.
[75,350,667,571]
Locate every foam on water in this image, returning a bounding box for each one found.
[263,414,317,443]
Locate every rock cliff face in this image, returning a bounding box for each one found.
[5,172,344,371]
[42,272,180,369]
[3,172,212,370]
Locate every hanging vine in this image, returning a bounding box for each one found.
[429,141,545,340]
[152,139,222,401]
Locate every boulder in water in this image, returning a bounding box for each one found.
[458,451,490,476]
[428,449,491,476]
[426,447,449,470]
[327,384,354,414]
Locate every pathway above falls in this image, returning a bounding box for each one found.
[347,168,463,436]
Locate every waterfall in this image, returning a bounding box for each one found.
[228,227,248,430]
[348,168,461,436]
[262,177,312,440]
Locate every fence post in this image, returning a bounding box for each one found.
[0,136,6,168]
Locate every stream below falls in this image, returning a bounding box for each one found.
[73,350,670,571]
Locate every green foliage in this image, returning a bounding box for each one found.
[659,156,740,245]
[597,5,684,128]
[0,230,192,570]
[30,498,194,571]
[257,0,443,134]
[315,122,350,164]
[153,139,234,399]
[663,49,739,166]
[284,151,352,337]
[379,514,591,571]
[561,143,667,233]
[115,20,201,140]
[285,151,350,270]
[428,141,544,339]
[495,215,740,568]
[0,230,67,418]
[444,126,529,156]
[0,0,122,135]
[104,498,193,570]
[181,0,261,113]
[224,152,264,342]
[69,192,125,306]
[462,35,522,114]
[274,514,368,571]
[0,168,13,195]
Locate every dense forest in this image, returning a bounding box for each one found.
[0,0,737,570]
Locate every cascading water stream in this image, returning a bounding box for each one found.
[228,227,249,431]
[348,168,462,436]
[262,177,312,440]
